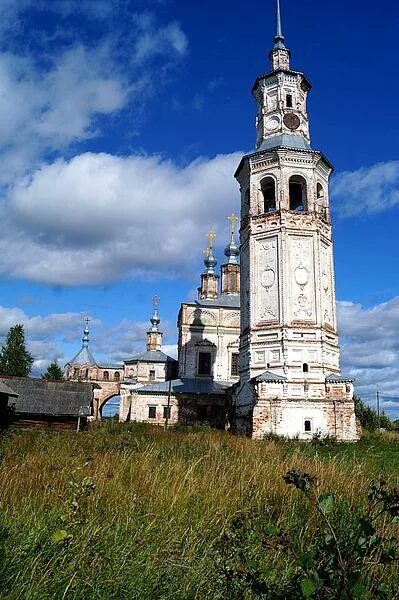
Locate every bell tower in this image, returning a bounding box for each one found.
[233,0,358,440]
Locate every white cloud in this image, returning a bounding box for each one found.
[332,160,399,218]
[337,297,399,414]
[0,304,177,375]
[133,18,188,62]
[2,150,241,285]
[0,46,128,184]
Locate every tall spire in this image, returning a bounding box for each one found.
[274,0,285,48]
[82,317,90,348]
[269,0,290,70]
[147,296,163,351]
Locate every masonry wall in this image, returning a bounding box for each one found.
[178,303,240,382]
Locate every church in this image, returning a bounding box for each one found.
[66,0,358,441]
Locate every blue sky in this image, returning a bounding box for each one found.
[0,0,398,415]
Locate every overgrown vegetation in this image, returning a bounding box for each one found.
[354,396,392,431]
[0,423,398,599]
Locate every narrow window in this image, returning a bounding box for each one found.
[243,188,250,217]
[163,406,171,419]
[198,351,212,376]
[303,363,309,373]
[304,419,312,433]
[289,175,307,211]
[114,371,120,381]
[103,371,109,381]
[317,183,324,200]
[149,369,155,381]
[197,405,208,421]
[73,368,79,379]
[286,94,293,108]
[148,406,156,419]
[231,353,239,376]
[261,177,276,213]
[85,368,89,379]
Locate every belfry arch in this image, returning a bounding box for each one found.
[260,176,276,213]
[289,175,307,211]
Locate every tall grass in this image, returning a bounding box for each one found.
[0,423,397,599]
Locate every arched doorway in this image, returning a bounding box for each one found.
[100,395,121,419]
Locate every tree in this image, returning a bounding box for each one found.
[354,395,392,431]
[0,324,34,377]
[42,361,64,380]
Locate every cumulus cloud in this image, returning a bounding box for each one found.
[337,297,399,414]
[0,304,177,375]
[332,160,399,218]
[1,151,241,285]
[0,1,188,185]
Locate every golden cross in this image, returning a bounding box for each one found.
[228,213,238,234]
[206,231,216,249]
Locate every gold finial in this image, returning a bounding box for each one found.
[203,247,210,257]
[228,213,238,234]
[206,231,216,249]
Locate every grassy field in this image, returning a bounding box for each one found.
[0,423,398,599]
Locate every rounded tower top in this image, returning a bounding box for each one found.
[224,214,240,265]
[149,295,161,332]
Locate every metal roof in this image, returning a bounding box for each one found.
[257,134,311,152]
[326,374,355,384]
[124,350,177,365]
[3,377,94,416]
[187,295,241,309]
[0,380,18,397]
[252,371,287,383]
[67,346,97,367]
[133,377,231,395]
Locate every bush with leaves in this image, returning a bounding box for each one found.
[354,396,392,432]
[216,470,399,599]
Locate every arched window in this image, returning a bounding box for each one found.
[316,183,324,200]
[286,94,293,108]
[261,177,276,213]
[85,368,89,379]
[114,371,120,381]
[303,363,309,373]
[289,175,307,211]
[103,371,109,381]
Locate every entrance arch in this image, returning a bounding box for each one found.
[100,394,121,419]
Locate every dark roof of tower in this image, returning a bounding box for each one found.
[124,350,177,365]
[258,134,311,152]
[132,377,230,395]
